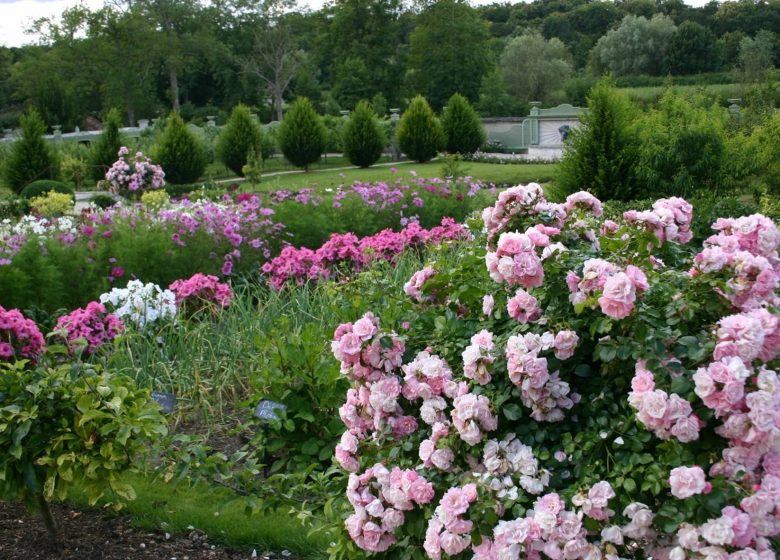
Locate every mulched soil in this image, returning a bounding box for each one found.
[0,501,296,560]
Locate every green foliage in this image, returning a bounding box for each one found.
[396,96,445,164]
[738,30,777,83]
[501,30,573,103]
[558,79,639,201]
[89,194,117,209]
[3,108,59,194]
[476,67,526,118]
[88,108,124,182]
[0,196,31,220]
[153,113,208,185]
[0,359,167,537]
[667,21,718,75]
[441,93,486,155]
[592,14,677,76]
[751,110,780,194]
[342,100,386,168]
[634,91,730,198]
[277,97,328,171]
[406,0,491,110]
[20,180,74,200]
[30,191,74,217]
[216,105,264,177]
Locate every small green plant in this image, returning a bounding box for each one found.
[89,194,117,209]
[153,113,208,185]
[342,100,386,168]
[277,97,328,171]
[140,189,171,210]
[30,191,74,217]
[216,104,264,177]
[441,92,486,155]
[241,148,264,185]
[60,154,88,190]
[3,108,59,193]
[396,95,445,163]
[439,152,465,180]
[0,359,168,544]
[88,108,124,182]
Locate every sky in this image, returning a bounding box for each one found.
[1,0,713,48]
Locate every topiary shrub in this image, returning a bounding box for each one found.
[277,97,328,171]
[3,108,59,194]
[342,100,387,168]
[441,93,486,155]
[89,194,117,209]
[397,95,446,163]
[153,113,208,185]
[20,180,74,200]
[88,108,124,182]
[216,104,264,177]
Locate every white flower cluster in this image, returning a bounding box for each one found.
[99,280,177,328]
[477,434,550,501]
[1,215,78,238]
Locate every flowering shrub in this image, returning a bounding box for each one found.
[105,147,165,199]
[262,218,467,289]
[99,280,177,329]
[324,183,780,559]
[54,301,124,355]
[169,273,233,316]
[29,191,75,218]
[0,305,45,363]
[140,189,171,210]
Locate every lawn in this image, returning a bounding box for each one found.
[204,153,396,180]
[243,161,558,192]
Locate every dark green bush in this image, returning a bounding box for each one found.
[3,108,59,194]
[90,194,117,209]
[20,180,74,200]
[396,96,445,163]
[88,108,124,182]
[216,105,264,177]
[441,93,486,155]
[342,100,386,168]
[0,196,31,220]
[277,97,328,171]
[153,113,208,184]
[164,183,208,199]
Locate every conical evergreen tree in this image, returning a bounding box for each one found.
[396,96,445,163]
[89,108,124,182]
[216,104,264,177]
[4,107,59,193]
[277,97,328,171]
[154,113,208,184]
[441,93,486,155]
[342,100,386,168]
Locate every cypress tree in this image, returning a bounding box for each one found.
[153,113,208,184]
[4,107,59,193]
[277,97,328,171]
[342,100,386,168]
[396,96,445,163]
[216,104,264,177]
[441,93,486,155]
[89,108,124,182]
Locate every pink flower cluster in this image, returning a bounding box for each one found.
[0,305,45,363]
[564,191,603,218]
[451,392,498,445]
[424,483,479,559]
[346,464,435,553]
[105,147,165,197]
[669,466,709,499]
[485,228,552,288]
[55,301,124,355]
[623,197,693,245]
[462,330,495,385]
[505,332,578,422]
[404,266,437,302]
[262,218,466,289]
[567,259,649,320]
[628,361,702,442]
[574,480,616,520]
[481,183,564,243]
[507,288,541,323]
[476,491,595,559]
[478,434,550,498]
[169,273,233,309]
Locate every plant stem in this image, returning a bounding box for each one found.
[36,492,61,547]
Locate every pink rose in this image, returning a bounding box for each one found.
[669,466,707,499]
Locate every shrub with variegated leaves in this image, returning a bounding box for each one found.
[324,183,780,560]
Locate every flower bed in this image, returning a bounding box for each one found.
[324,183,780,559]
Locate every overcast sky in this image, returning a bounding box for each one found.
[1,0,713,48]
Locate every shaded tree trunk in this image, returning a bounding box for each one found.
[169,66,180,112]
[36,493,61,548]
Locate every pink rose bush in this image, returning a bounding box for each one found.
[321,183,780,559]
[0,305,45,363]
[54,301,124,355]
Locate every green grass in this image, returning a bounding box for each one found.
[204,154,395,180]
[243,161,558,192]
[618,83,744,103]
[68,474,330,558]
